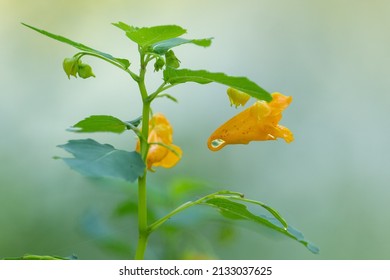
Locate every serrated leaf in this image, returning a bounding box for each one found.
[112,21,136,33]
[203,197,319,253]
[57,139,145,182]
[163,68,272,102]
[113,22,186,48]
[22,23,130,69]
[149,37,212,55]
[70,115,127,133]
[192,38,213,47]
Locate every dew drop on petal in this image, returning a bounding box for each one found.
[210,139,225,150]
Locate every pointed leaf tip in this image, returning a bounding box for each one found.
[150,37,213,55]
[203,197,318,253]
[71,115,127,134]
[113,22,187,48]
[22,23,130,69]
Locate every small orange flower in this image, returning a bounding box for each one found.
[207,92,294,151]
[136,113,182,170]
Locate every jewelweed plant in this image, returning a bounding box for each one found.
[21,22,318,259]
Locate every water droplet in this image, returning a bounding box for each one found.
[210,139,225,149]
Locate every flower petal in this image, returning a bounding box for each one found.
[152,144,182,168]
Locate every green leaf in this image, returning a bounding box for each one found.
[69,115,127,134]
[112,21,137,33]
[3,254,77,260]
[22,23,130,69]
[148,190,318,254]
[232,197,288,229]
[112,22,186,48]
[163,68,272,102]
[57,139,145,182]
[203,197,319,254]
[149,37,212,55]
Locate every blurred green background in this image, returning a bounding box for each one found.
[1,0,390,259]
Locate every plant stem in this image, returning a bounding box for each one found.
[76,52,139,82]
[134,52,151,260]
[135,172,149,259]
[134,101,150,260]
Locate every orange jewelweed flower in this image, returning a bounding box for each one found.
[136,113,182,170]
[207,92,294,151]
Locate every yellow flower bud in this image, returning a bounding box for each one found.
[226,87,251,108]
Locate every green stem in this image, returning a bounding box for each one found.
[134,52,151,260]
[138,53,151,160]
[76,52,139,82]
[135,173,149,259]
[148,201,195,233]
[147,83,175,102]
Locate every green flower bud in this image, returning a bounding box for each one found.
[154,57,165,72]
[165,50,180,69]
[63,57,79,79]
[77,63,95,79]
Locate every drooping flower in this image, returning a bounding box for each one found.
[136,113,182,170]
[207,92,294,151]
[227,87,251,108]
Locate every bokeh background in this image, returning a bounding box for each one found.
[1,0,390,259]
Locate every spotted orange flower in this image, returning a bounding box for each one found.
[136,113,182,170]
[207,92,294,151]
